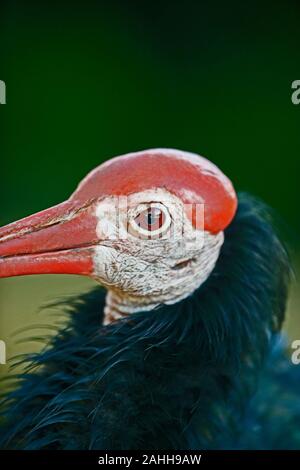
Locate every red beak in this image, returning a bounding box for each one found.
[0,199,99,278]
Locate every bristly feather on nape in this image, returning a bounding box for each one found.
[0,193,297,450]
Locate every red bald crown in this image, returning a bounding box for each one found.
[71,149,237,234]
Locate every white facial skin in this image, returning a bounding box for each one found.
[92,189,224,324]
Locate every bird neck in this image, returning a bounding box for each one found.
[103,290,159,325]
[103,279,215,325]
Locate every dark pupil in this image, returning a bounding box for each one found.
[147,211,155,225]
[144,208,162,229]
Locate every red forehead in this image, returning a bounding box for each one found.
[71,149,237,234]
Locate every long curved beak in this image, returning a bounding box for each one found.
[0,200,99,278]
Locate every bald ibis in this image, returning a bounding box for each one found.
[0,149,298,450]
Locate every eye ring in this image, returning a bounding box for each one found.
[129,203,171,239]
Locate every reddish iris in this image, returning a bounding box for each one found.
[134,208,165,232]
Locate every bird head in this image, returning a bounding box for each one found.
[0,149,237,323]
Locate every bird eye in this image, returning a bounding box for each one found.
[135,207,164,231]
[129,204,171,239]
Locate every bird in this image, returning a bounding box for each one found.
[0,148,299,450]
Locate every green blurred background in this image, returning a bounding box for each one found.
[0,0,299,377]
